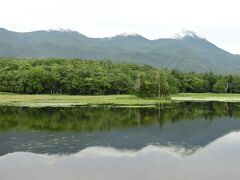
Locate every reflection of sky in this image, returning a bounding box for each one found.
[0,131,240,180]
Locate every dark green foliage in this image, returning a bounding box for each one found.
[0,58,177,97]
[1,57,240,97]
[212,76,228,93]
[232,76,240,93]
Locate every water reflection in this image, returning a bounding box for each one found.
[0,102,238,132]
[0,131,240,180]
[1,102,240,180]
[0,102,240,155]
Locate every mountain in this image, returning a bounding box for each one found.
[0,28,240,73]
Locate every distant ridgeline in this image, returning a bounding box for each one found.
[1,28,240,74]
[0,57,239,97]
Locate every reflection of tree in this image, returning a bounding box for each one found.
[0,102,239,132]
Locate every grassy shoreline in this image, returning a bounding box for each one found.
[171,93,240,102]
[0,94,169,107]
[1,93,240,107]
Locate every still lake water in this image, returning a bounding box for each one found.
[0,102,240,180]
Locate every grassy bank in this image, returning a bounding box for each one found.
[1,93,240,107]
[0,94,169,107]
[171,93,240,102]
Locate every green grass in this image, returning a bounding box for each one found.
[0,94,169,107]
[1,93,240,107]
[0,92,16,95]
[171,93,240,102]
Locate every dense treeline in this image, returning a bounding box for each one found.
[0,57,240,97]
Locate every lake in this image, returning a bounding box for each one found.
[0,102,240,180]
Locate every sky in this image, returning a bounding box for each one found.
[0,0,239,54]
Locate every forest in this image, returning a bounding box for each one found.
[0,57,240,97]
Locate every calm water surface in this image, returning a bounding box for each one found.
[0,102,240,180]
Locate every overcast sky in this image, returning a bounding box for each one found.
[0,0,239,54]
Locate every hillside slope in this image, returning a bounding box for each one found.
[0,28,240,73]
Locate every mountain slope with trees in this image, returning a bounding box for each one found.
[0,28,240,73]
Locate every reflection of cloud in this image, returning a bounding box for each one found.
[10,144,195,161]
[0,132,240,180]
[2,131,240,161]
[0,144,200,162]
[73,145,200,159]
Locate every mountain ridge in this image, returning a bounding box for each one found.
[0,28,240,73]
